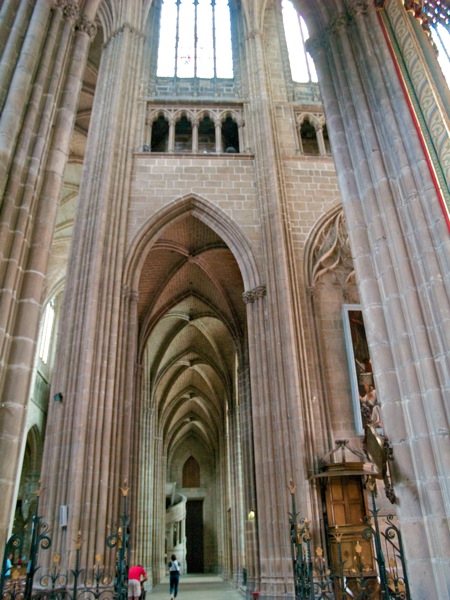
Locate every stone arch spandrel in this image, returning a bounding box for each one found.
[124,194,261,293]
[305,204,355,296]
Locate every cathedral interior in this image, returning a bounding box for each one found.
[0,1,449,599]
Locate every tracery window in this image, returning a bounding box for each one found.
[296,113,330,156]
[281,0,317,83]
[38,299,55,365]
[157,0,233,79]
[430,23,450,84]
[145,106,242,153]
[300,118,319,155]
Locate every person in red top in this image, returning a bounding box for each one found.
[128,565,147,600]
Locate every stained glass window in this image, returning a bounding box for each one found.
[38,299,55,364]
[157,0,233,79]
[424,0,450,84]
[282,0,317,83]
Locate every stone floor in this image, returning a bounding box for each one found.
[145,575,245,599]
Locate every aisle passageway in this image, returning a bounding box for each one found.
[147,575,244,599]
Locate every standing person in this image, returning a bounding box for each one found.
[168,554,181,600]
[128,564,147,600]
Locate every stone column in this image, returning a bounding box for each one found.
[134,347,160,583]
[235,340,259,592]
[316,126,326,156]
[215,121,222,153]
[242,10,313,595]
[168,118,175,152]
[0,1,35,115]
[0,1,94,551]
[307,1,450,597]
[238,120,244,154]
[192,119,199,153]
[39,4,146,568]
[246,9,322,593]
[226,383,245,585]
[0,1,50,198]
[145,118,153,150]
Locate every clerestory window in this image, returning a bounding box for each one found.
[282,0,317,83]
[424,0,450,86]
[430,22,450,85]
[38,299,55,365]
[157,0,233,79]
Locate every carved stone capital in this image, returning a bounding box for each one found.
[304,36,326,59]
[329,12,350,35]
[54,0,79,22]
[246,29,263,41]
[347,0,372,16]
[242,285,266,304]
[75,13,98,39]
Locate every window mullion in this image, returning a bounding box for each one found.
[194,0,199,78]
[175,0,181,78]
[212,0,217,79]
[299,15,311,83]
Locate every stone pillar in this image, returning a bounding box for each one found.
[39,4,146,568]
[215,121,222,153]
[168,118,175,152]
[242,10,313,594]
[134,348,161,584]
[145,119,153,150]
[238,120,244,154]
[192,119,199,153]
[235,352,258,591]
[0,1,35,116]
[306,1,450,597]
[226,384,245,585]
[0,1,95,551]
[316,126,326,156]
[0,1,49,198]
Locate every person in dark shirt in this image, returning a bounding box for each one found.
[168,554,181,599]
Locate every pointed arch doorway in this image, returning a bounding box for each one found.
[130,206,256,585]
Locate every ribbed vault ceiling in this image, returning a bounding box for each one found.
[139,215,246,456]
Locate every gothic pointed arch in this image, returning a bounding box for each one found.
[182,456,201,487]
[124,193,261,293]
[128,193,258,582]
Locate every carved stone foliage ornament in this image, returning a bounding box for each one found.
[54,0,79,21]
[242,285,266,304]
[75,14,98,39]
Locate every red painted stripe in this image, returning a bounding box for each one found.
[377,10,450,231]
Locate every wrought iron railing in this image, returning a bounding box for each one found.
[289,478,411,600]
[0,482,130,600]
